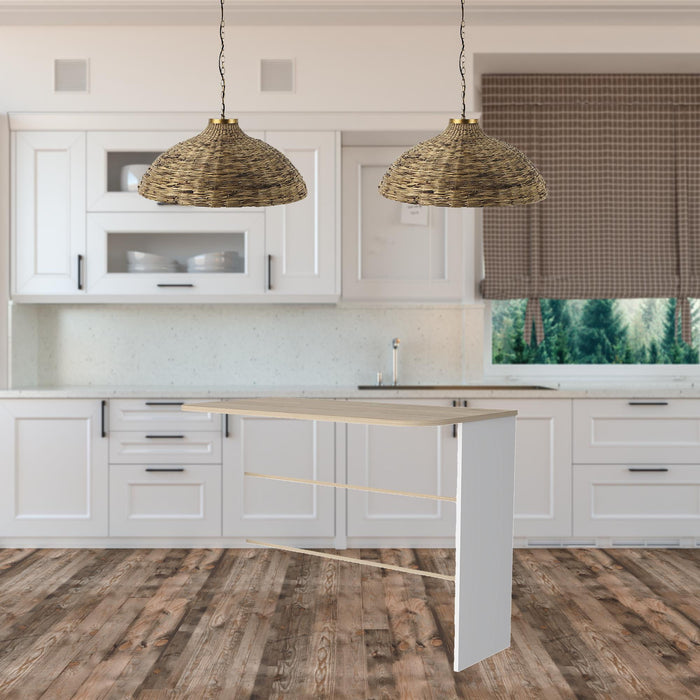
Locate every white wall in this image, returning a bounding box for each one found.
[2,15,699,387]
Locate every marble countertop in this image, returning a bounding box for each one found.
[3,382,700,399]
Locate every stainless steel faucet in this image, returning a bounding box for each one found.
[392,338,401,386]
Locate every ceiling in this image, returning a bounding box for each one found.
[1,1,700,26]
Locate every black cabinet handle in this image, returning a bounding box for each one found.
[452,400,458,438]
[146,468,185,472]
[267,254,273,291]
[628,467,669,473]
[101,400,107,438]
[224,414,230,438]
[463,400,468,408]
[77,254,84,290]
[145,401,184,406]
[157,284,194,288]
[628,401,669,406]
[145,434,185,439]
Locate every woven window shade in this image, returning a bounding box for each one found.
[480,74,700,344]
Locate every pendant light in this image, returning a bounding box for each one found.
[139,0,307,207]
[379,0,547,208]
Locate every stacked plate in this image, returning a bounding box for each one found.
[187,251,243,273]
[127,251,178,273]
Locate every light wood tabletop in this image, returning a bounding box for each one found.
[181,397,517,427]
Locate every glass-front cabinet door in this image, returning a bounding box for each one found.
[86,131,264,213]
[86,212,266,297]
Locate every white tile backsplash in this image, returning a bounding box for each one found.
[11,304,484,388]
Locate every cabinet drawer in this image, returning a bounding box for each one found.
[573,465,700,537]
[110,399,222,432]
[573,399,700,464]
[109,431,221,464]
[109,464,221,537]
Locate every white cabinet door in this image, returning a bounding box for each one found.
[573,465,700,538]
[468,399,572,538]
[13,131,86,296]
[223,416,335,538]
[86,212,266,298]
[573,399,700,464]
[342,146,464,301]
[264,131,339,298]
[109,464,222,537]
[0,400,108,537]
[86,130,264,212]
[346,399,458,539]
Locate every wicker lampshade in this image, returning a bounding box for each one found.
[379,118,547,208]
[138,119,307,207]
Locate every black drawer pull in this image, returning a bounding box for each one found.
[146,468,185,472]
[628,401,669,406]
[145,434,185,439]
[145,401,184,406]
[628,467,669,473]
[77,254,84,290]
[157,284,194,288]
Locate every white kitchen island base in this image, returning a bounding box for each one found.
[183,398,517,672]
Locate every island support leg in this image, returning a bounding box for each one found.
[453,415,516,672]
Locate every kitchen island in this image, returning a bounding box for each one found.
[182,397,517,672]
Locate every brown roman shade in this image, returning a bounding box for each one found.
[480,74,700,343]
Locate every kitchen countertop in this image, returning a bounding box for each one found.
[4,382,700,399]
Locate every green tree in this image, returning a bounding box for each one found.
[576,299,628,364]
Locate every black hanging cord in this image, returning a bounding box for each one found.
[459,0,466,119]
[219,0,226,119]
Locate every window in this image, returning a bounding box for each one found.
[492,299,700,365]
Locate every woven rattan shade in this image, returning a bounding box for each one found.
[379,119,547,207]
[138,119,307,207]
[480,74,700,342]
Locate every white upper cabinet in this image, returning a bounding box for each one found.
[265,131,339,297]
[13,131,86,296]
[86,211,266,298]
[87,131,199,212]
[12,125,339,302]
[342,146,464,301]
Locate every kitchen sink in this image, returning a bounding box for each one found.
[357,385,555,390]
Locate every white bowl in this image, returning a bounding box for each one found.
[187,251,243,273]
[127,250,175,267]
[120,164,150,192]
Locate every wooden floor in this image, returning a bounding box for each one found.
[0,548,698,699]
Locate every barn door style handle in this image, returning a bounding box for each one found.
[77,254,84,290]
[145,401,184,406]
[145,434,185,439]
[101,400,107,438]
[628,467,669,473]
[146,468,185,472]
[628,401,669,406]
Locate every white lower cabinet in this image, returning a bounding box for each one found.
[573,465,700,538]
[346,400,458,539]
[222,415,335,538]
[109,464,222,537]
[0,400,108,537]
[467,399,573,538]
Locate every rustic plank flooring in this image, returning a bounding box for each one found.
[0,548,698,699]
